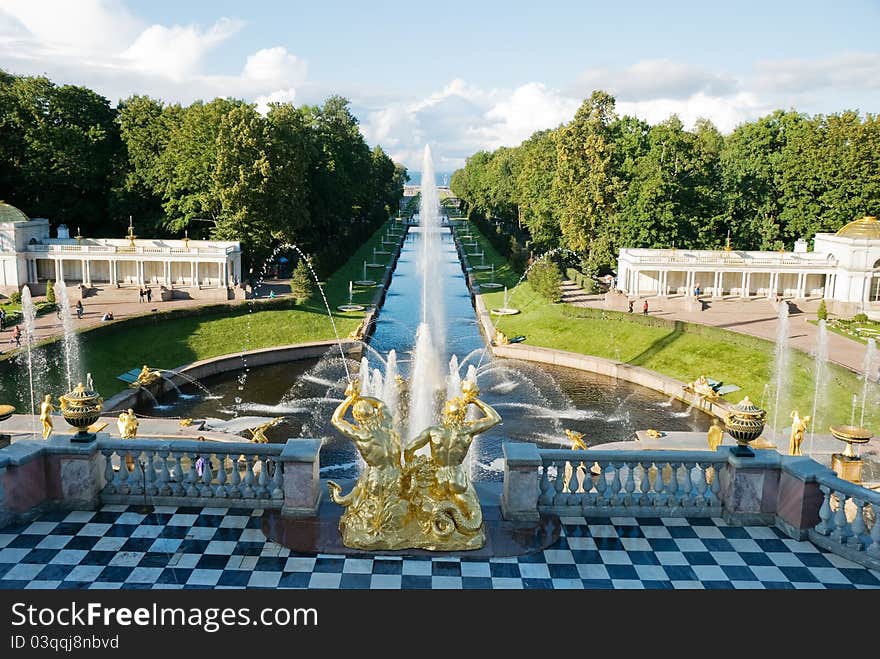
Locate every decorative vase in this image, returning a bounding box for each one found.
[724,396,766,457]
[829,425,872,483]
[59,381,103,443]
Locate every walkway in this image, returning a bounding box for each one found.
[560,282,871,376]
[1,504,877,589]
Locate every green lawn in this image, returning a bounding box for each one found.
[453,220,879,432]
[812,317,880,346]
[0,219,406,408]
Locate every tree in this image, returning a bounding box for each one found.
[527,259,563,303]
[515,129,561,250]
[45,280,55,305]
[817,299,828,321]
[289,258,315,303]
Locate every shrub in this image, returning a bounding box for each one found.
[9,290,21,305]
[527,259,563,303]
[853,312,869,323]
[289,259,315,303]
[45,280,55,305]
[817,299,827,321]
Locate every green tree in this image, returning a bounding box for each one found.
[289,258,315,303]
[527,259,563,303]
[817,299,828,321]
[515,129,562,250]
[45,280,55,305]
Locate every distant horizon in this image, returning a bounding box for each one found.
[1,1,877,169]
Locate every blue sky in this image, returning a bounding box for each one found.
[1,0,878,170]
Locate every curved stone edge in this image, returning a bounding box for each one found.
[449,222,731,422]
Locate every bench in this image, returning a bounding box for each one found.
[116,368,142,384]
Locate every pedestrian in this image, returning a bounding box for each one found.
[643,300,649,315]
[145,286,152,303]
[138,288,144,303]
[11,324,21,346]
[628,299,634,313]
[0,307,6,330]
[75,300,83,319]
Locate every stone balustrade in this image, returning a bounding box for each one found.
[98,439,285,508]
[811,471,880,569]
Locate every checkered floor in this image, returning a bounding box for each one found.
[0,505,878,589]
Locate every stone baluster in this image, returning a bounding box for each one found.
[117,452,131,495]
[170,452,185,496]
[270,459,284,500]
[830,491,851,544]
[538,465,553,506]
[847,499,866,550]
[214,455,228,498]
[624,462,636,506]
[128,452,143,496]
[156,452,171,496]
[256,456,270,499]
[185,451,199,498]
[241,455,256,498]
[608,463,622,505]
[680,462,693,506]
[552,461,566,506]
[667,463,680,508]
[815,486,833,535]
[198,454,214,497]
[638,463,652,505]
[594,462,608,505]
[229,455,242,498]
[693,465,708,507]
[144,451,157,496]
[651,462,666,507]
[709,466,722,505]
[102,451,116,493]
[868,503,880,559]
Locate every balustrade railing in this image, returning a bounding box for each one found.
[537,449,726,516]
[812,473,880,565]
[98,439,284,509]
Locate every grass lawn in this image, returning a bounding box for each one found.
[811,317,880,346]
[0,219,406,408]
[454,220,880,432]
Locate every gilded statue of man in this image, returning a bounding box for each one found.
[327,379,407,549]
[40,394,55,439]
[117,408,138,439]
[789,410,811,456]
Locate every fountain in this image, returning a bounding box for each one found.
[490,286,520,316]
[354,261,376,287]
[770,300,790,442]
[54,283,81,391]
[19,286,39,436]
[472,252,492,271]
[337,280,365,312]
[479,263,504,291]
[859,338,877,428]
[808,319,829,456]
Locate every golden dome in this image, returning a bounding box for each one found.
[835,215,880,239]
[0,201,28,223]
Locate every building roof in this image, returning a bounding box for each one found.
[0,201,29,223]
[835,215,880,239]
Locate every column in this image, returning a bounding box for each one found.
[109,260,116,286]
[685,271,694,296]
[740,271,747,298]
[713,271,722,298]
[797,272,806,298]
[82,259,90,286]
[768,272,777,298]
[823,274,834,299]
[217,262,223,288]
[136,261,144,286]
[191,261,196,287]
[658,270,667,296]
[745,272,752,298]
[56,259,63,284]
[165,261,172,285]
[633,270,640,297]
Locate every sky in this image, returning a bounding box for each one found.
[0,0,878,172]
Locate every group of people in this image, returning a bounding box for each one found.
[627,299,650,315]
[138,286,152,303]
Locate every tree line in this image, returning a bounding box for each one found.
[451,90,880,275]
[0,71,408,275]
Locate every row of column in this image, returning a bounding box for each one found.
[27,258,229,288]
[626,267,830,299]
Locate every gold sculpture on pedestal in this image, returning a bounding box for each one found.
[563,429,589,491]
[247,417,283,443]
[327,378,500,551]
[40,394,55,439]
[788,410,811,456]
[685,375,720,400]
[131,364,160,388]
[116,409,138,439]
[494,329,509,346]
[707,417,724,450]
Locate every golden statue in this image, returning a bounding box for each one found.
[645,428,663,439]
[247,417,283,443]
[179,417,193,427]
[686,375,719,399]
[131,364,160,388]
[563,429,589,491]
[494,329,509,346]
[347,321,366,341]
[707,417,724,450]
[564,428,587,450]
[788,410,811,456]
[327,378,500,551]
[117,408,138,439]
[39,394,55,439]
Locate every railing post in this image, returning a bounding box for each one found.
[776,455,835,540]
[45,436,105,510]
[280,438,322,518]
[501,442,541,522]
[720,448,781,526]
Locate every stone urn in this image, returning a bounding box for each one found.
[829,425,872,483]
[724,396,766,457]
[59,379,103,443]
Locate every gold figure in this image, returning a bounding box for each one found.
[788,410,811,456]
[247,417,283,443]
[131,364,160,388]
[707,417,724,450]
[347,320,366,341]
[645,428,663,439]
[564,428,587,450]
[685,375,719,400]
[179,417,193,427]
[117,409,138,439]
[494,329,509,346]
[39,394,55,439]
[563,429,589,492]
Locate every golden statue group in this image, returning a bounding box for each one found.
[327,377,501,551]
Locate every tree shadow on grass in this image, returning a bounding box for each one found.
[626,321,685,367]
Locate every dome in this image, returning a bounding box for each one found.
[0,201,28,223]
[835,215,880,239]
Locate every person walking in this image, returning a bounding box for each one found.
[0,307,6,330]
[75,300,83,319]
[145,286,152,303]
[628,299,634,313]
[11,324,21,346]
[643,300,649,315]
[138,288,144,303]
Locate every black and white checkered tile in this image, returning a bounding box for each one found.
[0,506,877,589]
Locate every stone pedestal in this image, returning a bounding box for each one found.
[776,456,833,540]
[831,453,863,483]
[44,435,105,509]
[720,449,781,525]
[501,442,541,522]
[280,438,322,518]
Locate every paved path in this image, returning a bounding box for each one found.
[560,282,872,376]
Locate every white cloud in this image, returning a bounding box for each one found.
[480,82,579,148]
[244,47,306,84]
[617,91,768,133]
[254,87,297,115]
[754,52,880,93]
[574,59,738,101]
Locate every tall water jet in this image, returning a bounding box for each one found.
[406,145,446,442]
[20,287,38,436]
[381,350,399,432]
[770,301,790,440]
[55,283,81,391]
[808,319,828,456]
[447,354,462,401]
[860,338,877,428]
